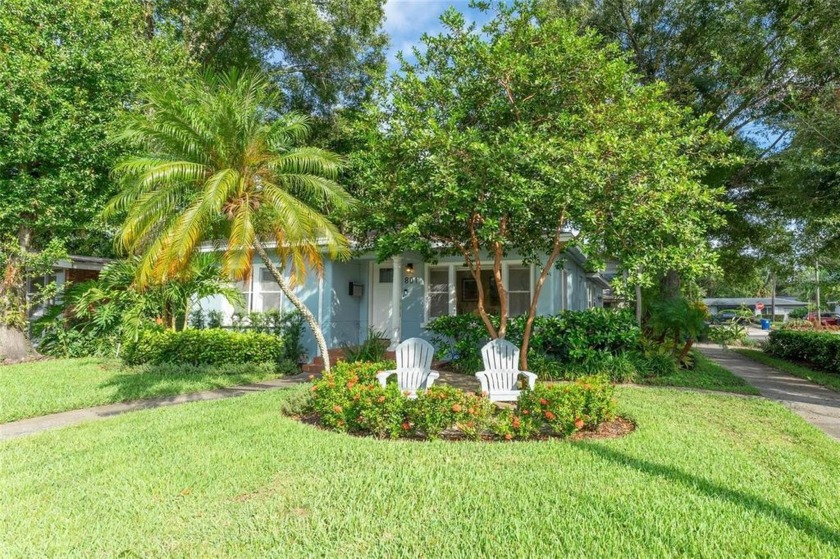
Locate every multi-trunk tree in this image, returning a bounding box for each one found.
[351,2,730,369]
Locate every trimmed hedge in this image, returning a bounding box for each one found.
[122,328,292,368]
[765,330,840,374]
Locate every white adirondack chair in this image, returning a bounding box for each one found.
[376,338,439,398]
[476,339,537,402]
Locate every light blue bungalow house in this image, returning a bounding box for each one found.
[199,244,609,361]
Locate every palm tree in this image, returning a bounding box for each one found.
[105,69,354,371]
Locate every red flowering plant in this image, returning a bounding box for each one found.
[309,360,398,433]
[516,375,615,437]
[405,385,494,440]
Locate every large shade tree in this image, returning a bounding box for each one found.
[350,2,729,368]
[0,0,189,359]
[106,70,355,371]
[549,0,840,292]
[142,0,388,113]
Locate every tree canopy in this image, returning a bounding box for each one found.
[349,2,730,364]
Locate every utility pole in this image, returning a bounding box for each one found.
[770,272,776,323]
[815,258,821,314]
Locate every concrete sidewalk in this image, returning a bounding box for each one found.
[0,373,308,442]
[698,345,840,441]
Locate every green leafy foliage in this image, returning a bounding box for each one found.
[405,386,496,441]
[426,309,665,382]
[0,0,189,256]
[765,330,840,374]
[514,376,616,438]
[646,297,709,364]
[349,1,730,362]
[707,321,748,348]
[121,329,296,370]
[0,237,66,329]
[34,255,241,358]
[308,361,400,436]
[340,327,390,363]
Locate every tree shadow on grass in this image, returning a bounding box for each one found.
[577,442,840,549]
[97,369,274,405]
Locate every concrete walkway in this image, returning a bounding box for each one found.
[0,373,309,442]
[698,345,840,441]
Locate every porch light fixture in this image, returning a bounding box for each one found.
[405,262,414,275]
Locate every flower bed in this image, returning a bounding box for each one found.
[296,361,626,441]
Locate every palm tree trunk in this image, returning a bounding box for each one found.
[253,239,331,371]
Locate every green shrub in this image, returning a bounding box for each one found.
[341,327,390,363]
[765,330,840,374]
[122,328,293,368]
[515,376,616,437]
[309,360,400,436]
[426,309,641,374]
[406,385,495,441]
[707,321,747,347]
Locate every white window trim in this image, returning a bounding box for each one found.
[423,261,535,324]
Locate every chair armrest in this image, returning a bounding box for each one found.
[474,371,490,394]
[376,370,396,389]
[426,370,440,388]
[520,371,537,389]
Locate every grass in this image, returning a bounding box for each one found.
[636,352,761,395]
[734,349,840,393]
[0,358,285,423]
[2,385,839,557]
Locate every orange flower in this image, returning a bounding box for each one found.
[504,433,513,441]
[574,417,584,430]
[451,404,462,413]
[346,381,356,389]
[544,411,556,420]
[333,405,343,413]
[540,398,548,406]
[522,409,530,415]
[311,385,318,392]
[377,396,386,403]
[467,407,475,415]
[402,421,411,430]
[512,416,521,429]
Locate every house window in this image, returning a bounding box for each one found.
[259,268,284,310]
[379,268,394,283]
[235,278,252,313]
[508,266,531,316]
[428,268,449,319]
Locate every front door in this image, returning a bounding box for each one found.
[371,264,394,335]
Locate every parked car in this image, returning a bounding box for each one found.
[713,309,749,324]
[806,312,840,326]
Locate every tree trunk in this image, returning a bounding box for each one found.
[253,239,330,371]
[660,269,681,300]
[520,238,565,371]
[0,326,36,362]
[492,241,508,338]
[0,226,39,361]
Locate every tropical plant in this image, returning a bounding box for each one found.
[104,69,355,371]
[34,255,240,357]
[341,327,390,363]
[646,297,709,364]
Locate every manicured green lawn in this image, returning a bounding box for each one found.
[2,385,839,557]
[0,358,284,423]
[735,348,840,393]
[637,352,761,394]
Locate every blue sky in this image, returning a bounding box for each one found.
[382,1,494,70]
